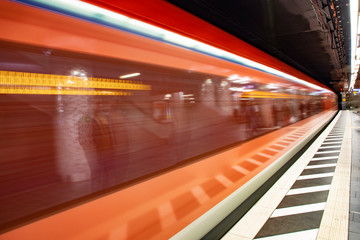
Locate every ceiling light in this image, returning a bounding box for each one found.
[120,73,141,79]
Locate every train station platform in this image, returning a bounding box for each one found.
[221,110,360,240]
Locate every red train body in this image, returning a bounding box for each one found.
[0,0,337,239]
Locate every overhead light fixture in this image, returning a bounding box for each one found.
[120,73,141,79]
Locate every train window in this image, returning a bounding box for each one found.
[200,79,216,104]
[153,101,171,122]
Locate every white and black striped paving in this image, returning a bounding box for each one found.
[253,116,346,239]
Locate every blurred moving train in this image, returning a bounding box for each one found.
[0,0,337,239]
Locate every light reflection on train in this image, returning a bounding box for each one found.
[0,0,337,237]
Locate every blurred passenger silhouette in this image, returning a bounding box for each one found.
[78,97,128,192]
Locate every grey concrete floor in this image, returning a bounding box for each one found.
[350,109,360,240]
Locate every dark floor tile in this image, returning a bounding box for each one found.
[350,191,359,198]
[350,203,360,213]
[319,144,341,148]
[327,130,344,133]
[352,169,360,177]
[349,231,360,240]
[292,177,333,189]
[350,221,360,233]
[312,152,339,158]
[308,159,338,165]
[317,147,341,152]
[301,167,336,175]
[320,143,342,146]
[327,135,344,138]
[352,161,360,168]
[351,195,358,202]
[351,181,360,190]
[255,211,323,238]
[351,212,360,223]
[351,177,360,182]
[350,195,360,203]
[278,191,329,208]
[353,143,360,156]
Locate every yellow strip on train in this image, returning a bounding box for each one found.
[239,91,311,99]
[0,70,151,95]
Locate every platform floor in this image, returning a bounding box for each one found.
[222,110,360,240]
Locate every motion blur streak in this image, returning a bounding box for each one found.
[0,0,337,239]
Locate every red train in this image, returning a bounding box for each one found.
[0,0,337,239]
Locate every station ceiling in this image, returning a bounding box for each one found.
[167,0,352,94]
